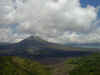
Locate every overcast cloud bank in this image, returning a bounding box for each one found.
[0,0,100,44]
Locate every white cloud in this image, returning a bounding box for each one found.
[0,28,11,42]
[0,0,100,43]
[0,0,16,25]
[15,0,99,43]
[0,28,29,43]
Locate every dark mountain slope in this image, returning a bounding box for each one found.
[0,36,98,56]
[0,36,96,64]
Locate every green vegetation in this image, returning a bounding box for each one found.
[1,53,100,75]
[0,56,51,75]
[69,53,100,75]
[0,56,77,75]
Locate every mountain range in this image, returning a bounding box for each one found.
[0,36,99,64]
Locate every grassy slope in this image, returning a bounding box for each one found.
[0,53,100,75]
[49,53,100,75]
[0,56,77,75]
[68,53,100,75]
[0,56,51,75]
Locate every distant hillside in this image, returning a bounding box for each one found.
[13,36,99,55]
[0,43,13,49]
[0,36,99,56]
[66,43,100,48]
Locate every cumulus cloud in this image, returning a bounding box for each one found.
[0,0,100,43]
[0,27,29,43]
[0,0,16,25]
[0,28,12,42]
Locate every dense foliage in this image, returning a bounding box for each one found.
[69,53,100,75]
[0,56,51,75]
[0,53,100,75]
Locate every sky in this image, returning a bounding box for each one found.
[0,0,100,44]
[80,0,100,18]
[80,0,100,7]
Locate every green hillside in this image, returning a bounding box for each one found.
[0,56,51,75]
[68,53,100,75]
[0,53,100,75]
